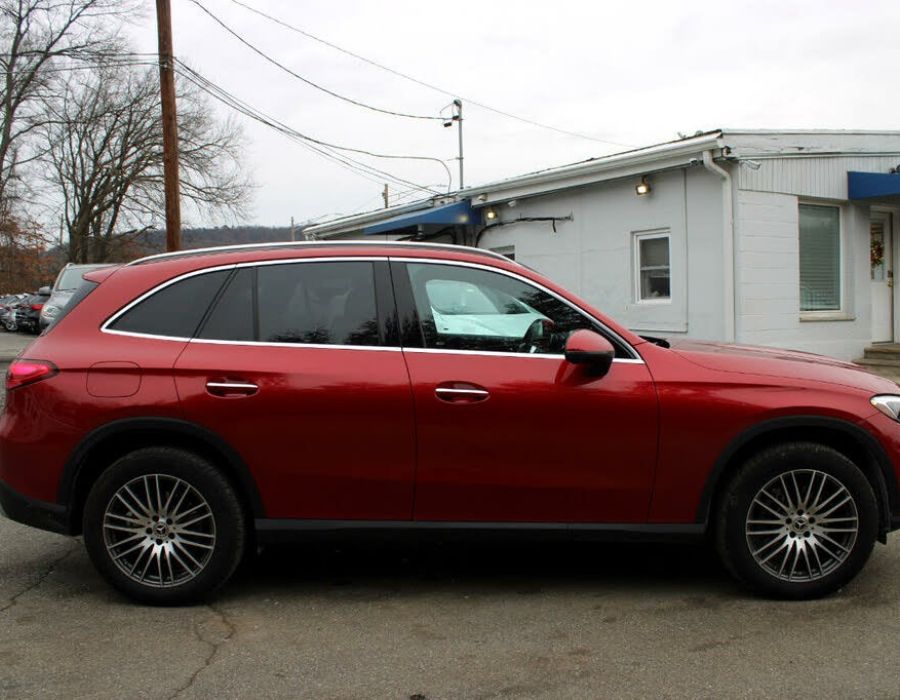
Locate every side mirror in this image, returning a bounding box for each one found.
[38,286,51,295]
[564,329,615,376]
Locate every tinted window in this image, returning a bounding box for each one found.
[199,268,255,341]
[109,270,230,338]
[407,263,604,355]
[258,262,379,346]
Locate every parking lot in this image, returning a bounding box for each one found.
[1,331,899,699]
[1,522,899,699]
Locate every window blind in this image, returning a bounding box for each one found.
[799,205,840,311]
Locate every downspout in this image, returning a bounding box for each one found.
[702,150,736,342]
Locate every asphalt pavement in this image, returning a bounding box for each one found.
[0,331,31,364]
[1,516,899,698]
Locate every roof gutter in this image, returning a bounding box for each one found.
[702,150,736,342]
[466,132,724,205]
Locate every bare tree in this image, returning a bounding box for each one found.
[0,0,130,208]
[42,62,250,263]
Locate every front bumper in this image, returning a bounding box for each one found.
[0,479,70,535]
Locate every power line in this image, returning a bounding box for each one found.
[174,61,446,195]
[227,0,634,148]
[186,0,443,122]
[175,61,450,192]
[176,64,429,192]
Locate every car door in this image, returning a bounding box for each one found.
[174,258,416,521]
[394,259,658,524]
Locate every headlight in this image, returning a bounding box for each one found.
[871,395,900,421]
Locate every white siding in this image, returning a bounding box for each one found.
[734,189,872,360]
[478,168,726,339]
[737,156,900,200]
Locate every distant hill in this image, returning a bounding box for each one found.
[30,226,304,292]
[131,225,298,254]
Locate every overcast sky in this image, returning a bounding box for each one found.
[128,0,900,228]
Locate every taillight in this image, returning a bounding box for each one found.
[6,359,58,390]
[30,304,43,311]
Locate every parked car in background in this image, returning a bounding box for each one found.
[14,288,50,334]
[1,241,899,605]
[41,263,116,329]
[0,294,26,331]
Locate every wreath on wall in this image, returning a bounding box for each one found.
[872,238,885,269]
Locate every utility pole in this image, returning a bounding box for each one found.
[454,99,463,189]
[382,184,389,208]
[443,99,464,189]
[156,0,181,252]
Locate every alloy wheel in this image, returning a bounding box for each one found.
[745,469,859,582]
[102,474,217,588]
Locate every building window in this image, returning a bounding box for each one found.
[799,204,841,312]
[634,230,671,302]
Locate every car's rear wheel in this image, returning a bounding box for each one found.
[715,442,878,599]
[83,447,246,605]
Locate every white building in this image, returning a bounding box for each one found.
[306,129,900,361]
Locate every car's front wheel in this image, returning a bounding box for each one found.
[716,442,878,599]
[83,447,246,605]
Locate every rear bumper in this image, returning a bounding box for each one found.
[0,479,70,535]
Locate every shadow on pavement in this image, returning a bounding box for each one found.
[227,538,738,598]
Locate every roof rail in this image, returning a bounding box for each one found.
[127,240,514,266]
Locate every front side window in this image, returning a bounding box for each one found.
[257,262,380,346]
[799,204,841,312]
[108,269,230,338]
[406,262,607,355]
[634,231,671,301]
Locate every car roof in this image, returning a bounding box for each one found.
[128,241,514,267]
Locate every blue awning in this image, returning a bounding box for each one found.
[848,171,900,202]
[363,201,476,235]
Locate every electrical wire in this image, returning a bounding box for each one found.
[174,61,447,195]
[3,60,158,75]
[186,0,443,122]
[176,61,450,193]
[227,0,633,148]
[176,64,427,192]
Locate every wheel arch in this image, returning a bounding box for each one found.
[697,416,898,538]
[59,417,265,534]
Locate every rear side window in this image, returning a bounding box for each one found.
[257,262,379,346]
[108,270,230,338]
[199,268,255,342]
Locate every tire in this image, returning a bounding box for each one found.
[83,447,246,605]
[715,442,878,599]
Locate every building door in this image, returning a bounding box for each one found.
[871,212,894,342]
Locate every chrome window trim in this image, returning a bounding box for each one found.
[189,337,401,352]
[402,347,644,364]
[101,254,645,364]
[393,256,643,362]
[100,257,385,340]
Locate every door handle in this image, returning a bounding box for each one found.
[206,380,259,397]
[435,382,490,403]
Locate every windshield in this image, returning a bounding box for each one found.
[425,279,532,316]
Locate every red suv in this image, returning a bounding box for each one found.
[1,242,898,604]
